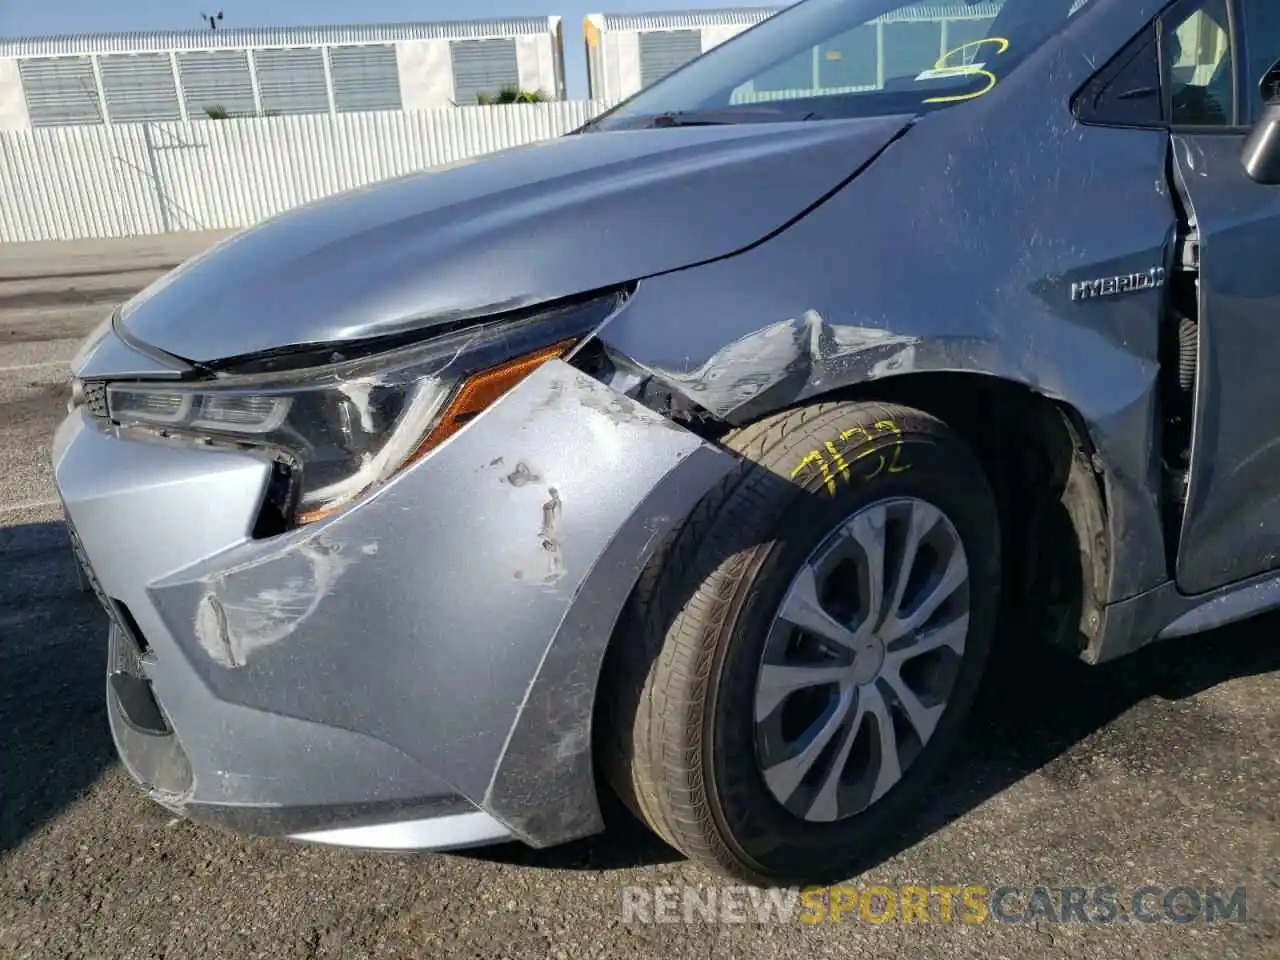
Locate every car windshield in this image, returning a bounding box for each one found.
[586,0,1093,130]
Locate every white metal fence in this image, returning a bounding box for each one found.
[0,99,619,243]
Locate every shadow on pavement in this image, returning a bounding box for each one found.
[4,515,1278,875]
[470,610,1280,876]
[462,457,1280,876]
[893,614,1280,858]
[0,520,114,854]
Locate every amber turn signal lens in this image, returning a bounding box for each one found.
[402,338,577,468]
[294,339,576,527]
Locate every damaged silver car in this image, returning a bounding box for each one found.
[55,0,1280,884]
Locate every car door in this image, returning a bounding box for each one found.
[1170,0,1280,595]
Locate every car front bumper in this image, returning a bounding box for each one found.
[54,350,732,851]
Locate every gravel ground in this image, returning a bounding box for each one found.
[0,235,1277,959]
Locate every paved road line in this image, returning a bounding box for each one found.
[0,497,61,514]
[0,360,69,373]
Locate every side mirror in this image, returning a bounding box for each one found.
[1243,60,1280,185]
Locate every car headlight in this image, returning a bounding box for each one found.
[103,293,623,529]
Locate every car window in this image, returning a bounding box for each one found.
[586,0,1091,131]
[1240,0,1280,120]
[1164,0,1236,126]
[1073,25,1163,127]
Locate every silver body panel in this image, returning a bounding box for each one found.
[116,117,912,364]
[57,350,731,846]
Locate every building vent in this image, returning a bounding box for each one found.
[178,50,256,119]
[638,29,702,89]
[450,37,519,105]
[329,43,402,113]
[253,46,329,115]
[99,52,182,123]
[19,56,103,126]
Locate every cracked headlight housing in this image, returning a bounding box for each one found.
[104,294,622,531]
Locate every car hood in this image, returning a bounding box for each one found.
[120,115,912,364]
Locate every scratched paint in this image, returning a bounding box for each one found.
[651,310,921,417]
[538,487,566,584]
[193,537,353,667]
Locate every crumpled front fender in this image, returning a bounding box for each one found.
[590,71,1177,605]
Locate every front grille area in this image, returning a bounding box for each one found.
[82,380,109,419]
[63,507,148,665]
[64,509,106,606]
[65,507,172,738]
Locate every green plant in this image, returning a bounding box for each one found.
[476,86,550,105]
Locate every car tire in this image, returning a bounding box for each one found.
[599,400,1001,886]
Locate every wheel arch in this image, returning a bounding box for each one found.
[582,369,1115,832]
[806,371,1113,659]
[593,367,1115,674]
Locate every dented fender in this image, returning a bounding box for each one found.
[592,46,1178,603]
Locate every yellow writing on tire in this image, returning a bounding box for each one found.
[790,419,910,496]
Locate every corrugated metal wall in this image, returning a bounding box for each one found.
[177,51,255,119]
[637,30,703,88]
[0,19,562,57]
[595,9,781,32]
[450,38,521,105]
[98,52,183,123]
[18,57,103,126]
[0,99,616,243]
[254,47,330,115]
[329,44,402,113]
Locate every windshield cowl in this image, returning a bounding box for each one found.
[583,106,826,132]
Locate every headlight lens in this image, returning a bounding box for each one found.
[104,295,621,528]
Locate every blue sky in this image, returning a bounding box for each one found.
[0,1,780,99]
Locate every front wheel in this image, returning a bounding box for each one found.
[600,400,1001,885]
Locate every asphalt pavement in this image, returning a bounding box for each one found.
[0,232,1276,959]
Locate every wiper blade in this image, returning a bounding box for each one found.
[649,112,737,127]
[642,107,824,128]
[578,106,825,133]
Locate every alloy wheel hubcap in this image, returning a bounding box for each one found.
[752,497,970,824]
[848,635,886,686]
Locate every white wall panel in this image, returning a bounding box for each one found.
[0,59,31,131]
[0,99,617,242]
[396,40,455,111]
[515,36,555,98]
[702,24,752,51]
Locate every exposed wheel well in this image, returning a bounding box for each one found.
[593,358,1116,665]
[590,357,1116,661]
[617,367,1113,658]
[809,372,1111,658]
[588,370,1113,834]
[588,363,1115,792]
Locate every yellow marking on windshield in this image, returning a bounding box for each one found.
[922,37,1010,104]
